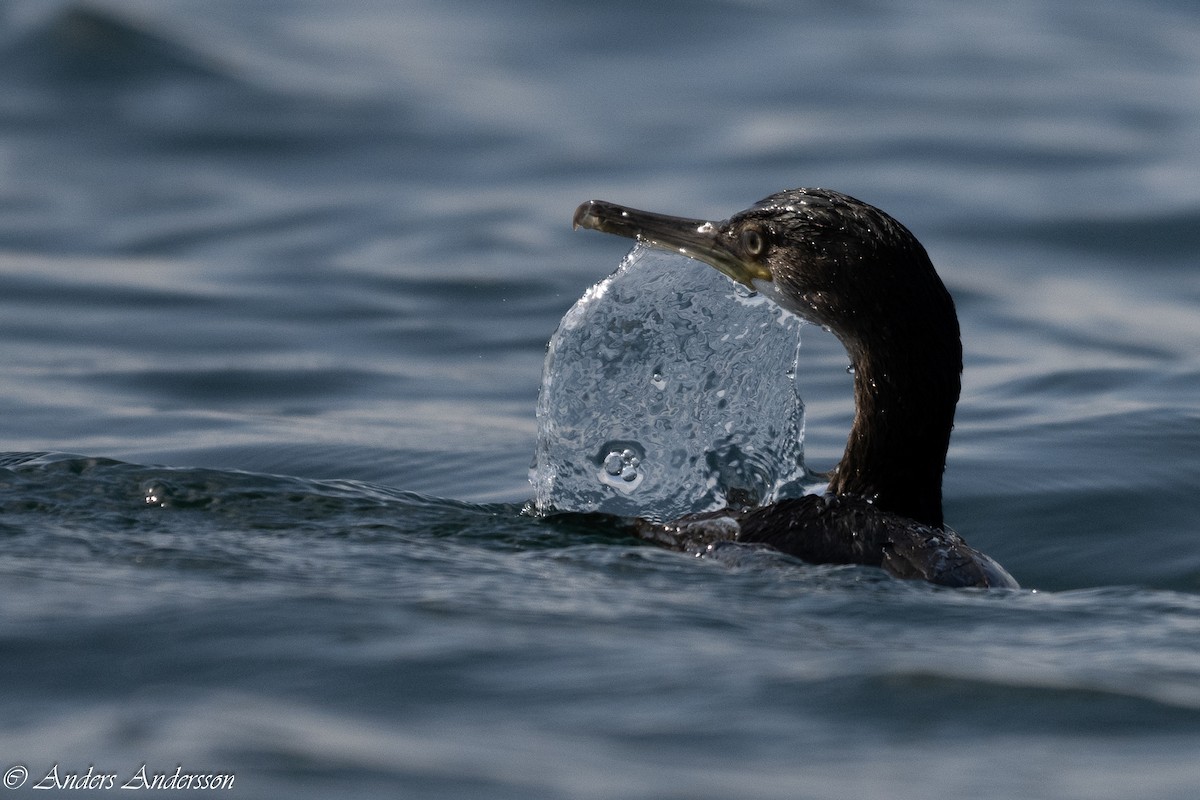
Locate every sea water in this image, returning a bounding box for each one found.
[2,2,1200,799]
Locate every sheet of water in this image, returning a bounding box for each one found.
[532,244,809,521]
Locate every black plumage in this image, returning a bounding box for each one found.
[573,188,1017,589]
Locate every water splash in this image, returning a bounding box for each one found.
[531,244,809,521]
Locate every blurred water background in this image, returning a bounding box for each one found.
[2,1,1200,798]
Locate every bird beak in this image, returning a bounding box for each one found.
[573,200,769,288]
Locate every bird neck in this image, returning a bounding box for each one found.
[826,319,961,529]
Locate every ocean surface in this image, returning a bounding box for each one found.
[2,1,1200,798]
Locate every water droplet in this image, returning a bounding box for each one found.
[143,484,167,508]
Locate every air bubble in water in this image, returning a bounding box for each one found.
[597,441,644,492]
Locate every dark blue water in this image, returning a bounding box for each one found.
[2,2,1200,798]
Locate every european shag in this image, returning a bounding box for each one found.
[572,188,1017,589]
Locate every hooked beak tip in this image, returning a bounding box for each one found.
[572,201,598,231]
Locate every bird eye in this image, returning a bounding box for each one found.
[741,227,766,257]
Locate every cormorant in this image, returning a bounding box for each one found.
[572,188,1018,589]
